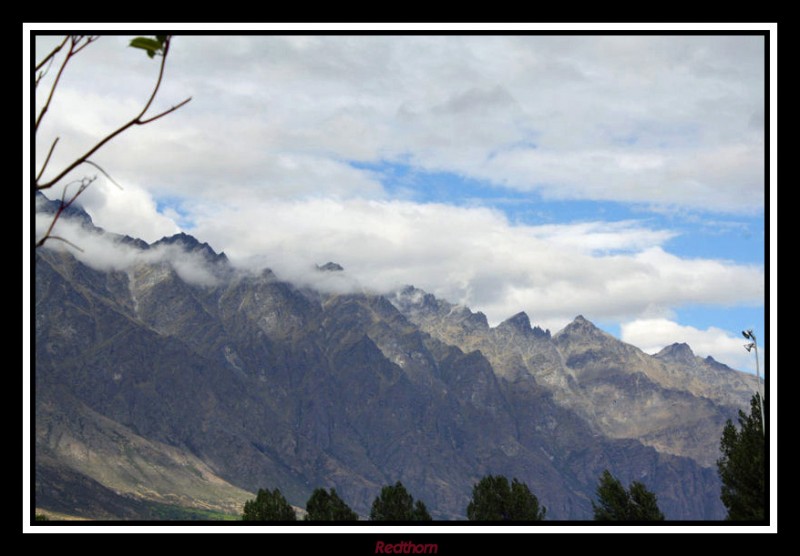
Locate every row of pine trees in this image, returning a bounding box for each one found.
[242,470,661,521]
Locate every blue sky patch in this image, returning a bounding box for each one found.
[156,195,195,230]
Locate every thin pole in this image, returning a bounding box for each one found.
[753,339,765,436]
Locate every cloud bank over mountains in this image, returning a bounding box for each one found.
[36,190,763,373]
[32,33,766,373]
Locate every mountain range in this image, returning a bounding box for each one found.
[33,196,756,520]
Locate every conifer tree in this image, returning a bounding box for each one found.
[242,488,297,521]
[466,475,546,521]
[592,470,664,521]
[717,394,766,520]
[305,488,359,521]
[369,482,432,521]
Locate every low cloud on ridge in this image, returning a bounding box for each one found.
[35,211,220,288]
[187,197,763,343]
[35,197,764,373]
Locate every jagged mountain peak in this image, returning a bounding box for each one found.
[495,312,551,339]
[117,235,150,250]
[464,310,489,330]
[656,342,697,364]
[553,315,622,351]
[35,191,94,228]
[388,287,489,335]
[499,311,531,331]
[316,262,344,272]
[36,192,157,252]
[152,232,229,265]
[558,314,601,335]
[391,285,440,313]
[154,231,203,249]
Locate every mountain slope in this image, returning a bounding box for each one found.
[389,286,753,468]
[33,212,751,520]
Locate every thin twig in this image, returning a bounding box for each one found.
[138,97,192,125]
[35,176,96,249]
[36,35,191,191]
[36,136,59,182]
[62,176,95,205]
[35,35,84,132]
[34,36,69,73]
[84,160,124,190]
[34,34,190,250]
[137,35,172,118]
[35,36,98,134]
[71,35,99,55]
[35,56,56,89]
[36,235,85,252]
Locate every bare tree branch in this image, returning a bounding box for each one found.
[35,35,91,132]
[71,35,99,55]
[34,35,190,250]
[36,136,59,182]
[35,176,96,248]
[36,35,192,191]
[36,235,85,252]
[36,56,56,89]
[34,36,69,73]
[138,97,193,125]
[137,35,173,119]
[84,160,123,190]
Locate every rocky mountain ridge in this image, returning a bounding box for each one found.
[33,204,755,520]
[389,286,754,467]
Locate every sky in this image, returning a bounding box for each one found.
[28,28,772,374]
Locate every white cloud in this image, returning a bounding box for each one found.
[34,35,765,214]
[525,221,677,254]
[457,143,763,213]
[35,211,218,288]
[186,197,763,335]
[621,318,763,373]
[73,179,180,243]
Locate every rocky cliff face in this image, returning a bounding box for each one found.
[390,287,753,468]
[33,210,752,520]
